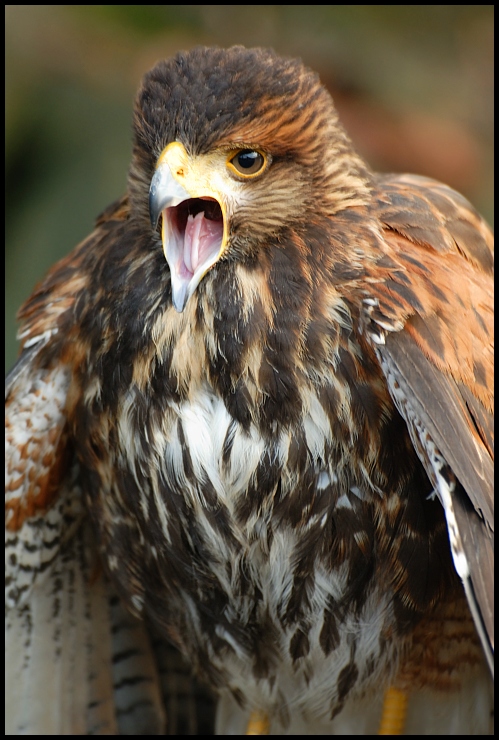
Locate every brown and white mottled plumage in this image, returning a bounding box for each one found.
[5,46,493,734]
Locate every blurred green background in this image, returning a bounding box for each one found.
[6,5,493,371]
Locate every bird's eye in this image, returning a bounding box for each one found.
[227,149,267,178]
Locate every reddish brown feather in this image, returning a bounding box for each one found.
[5,47,493,731]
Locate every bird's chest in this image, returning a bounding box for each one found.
[96,383,398,703]
[131,382,365,554]
[68,344,432,723]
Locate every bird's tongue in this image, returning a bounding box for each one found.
[182,211,224,276]
[165,203,225,312]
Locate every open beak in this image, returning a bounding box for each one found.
[149,142,227,312]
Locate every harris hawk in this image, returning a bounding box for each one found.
[5,46,493,734]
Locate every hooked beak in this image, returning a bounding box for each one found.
[149,142,227,312]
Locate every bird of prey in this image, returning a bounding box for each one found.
[5,46,493,735]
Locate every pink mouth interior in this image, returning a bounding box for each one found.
[170,198,224,278]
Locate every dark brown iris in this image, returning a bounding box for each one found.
[230,149,266,176]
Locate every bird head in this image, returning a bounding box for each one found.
[129,46,371,311]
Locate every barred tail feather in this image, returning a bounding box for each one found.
[5,521,166,735]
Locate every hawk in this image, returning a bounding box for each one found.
[5,46,493,734]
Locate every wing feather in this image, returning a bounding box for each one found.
[5,348,84,607]
[5,286,167,734]
[365,174,494,675]
[375,334,494,675]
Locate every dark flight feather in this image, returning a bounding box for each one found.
[6,46,493,734]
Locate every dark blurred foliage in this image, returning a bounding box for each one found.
[6,5,493,370]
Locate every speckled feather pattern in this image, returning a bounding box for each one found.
[5,46,493,733]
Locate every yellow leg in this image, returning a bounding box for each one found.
[246,709,270,734]
[378,686,408,735]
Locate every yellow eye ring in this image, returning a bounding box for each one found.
[226,149,268,178]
